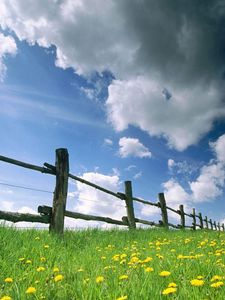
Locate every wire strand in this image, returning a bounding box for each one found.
[0,182,53,194]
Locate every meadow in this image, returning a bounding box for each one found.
[0,226,225,300]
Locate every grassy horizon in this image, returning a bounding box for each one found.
[0,226,225,299]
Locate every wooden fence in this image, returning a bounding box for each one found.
[0,148,224,234]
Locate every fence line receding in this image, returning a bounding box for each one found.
[0,148,224,234]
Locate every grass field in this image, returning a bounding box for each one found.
[0,226,225,299]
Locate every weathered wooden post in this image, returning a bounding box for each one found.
[204,216,209,229]
[50,148,69,234]
[199,213,204,229]
[222,223,225,231]
[218,222,221,231]
[179,204,185,229]
[213,221,217,230]
[158,193,169,229]
[209,218,213,230]
[124,181,136,229]
[192,208,196,230]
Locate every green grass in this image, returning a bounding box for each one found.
[0,226,225,299]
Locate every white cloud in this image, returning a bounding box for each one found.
[0,1,225,149]
[106,76,224,151]
[0,33,17,81]
[104,138,113,146]
[119,137,151,158]
[210,134,225,164]
[133,171,142,180]
[164,134,225,204]
[168,159,175,169]
[72,172,126,228]
[190,163,225,202]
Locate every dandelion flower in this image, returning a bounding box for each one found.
[40,257,46,262]
[54,274,64,282]
[4,278,13,283]
[162,287,177,295]
[53,267,60,273]
[44,245,49,249]
[211,275,222,282]
[168,282,177,288]
[0,296,12,300]
[37,267,45,272]
[26,260,32,264]
[96,276,104,283]
[26,287,36,294]
[19,257,25,262]
[119,275,128,280]
[116,296,128,300]
[159,271,171,277]
[210,281,224,288]
[190,279,204,286]
[145,267,154,272]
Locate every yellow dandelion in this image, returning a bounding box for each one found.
[162,287,177,295]
[4,278,13,283]
[159,271,171,277]
[26,260,32,264]
[96,276,104,283]
[40,257,46,262]
[54,274,64,282]
[142,257,153,263]
[145,267,154,272]
[0,296,12,300]
[26,287,36,294]
[37,267,45,272]
[34,236,40,240]
[53,267,60,273]
[116,296,128,300]
[210,281,224,288]
[19,257,25,262]
[44,245,49,249]
[211,275,222,282]
[190,279,204,286]
[168,282,177,288]
[119,275,128,280]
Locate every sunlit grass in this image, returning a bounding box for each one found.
[0,226,225,299]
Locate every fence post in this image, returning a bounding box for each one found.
[222,223,225,231]
[213,221,217,230]
[204,216,209,229]
[158,193,169,229]
[192,208,196,230]
[179,204,185,229]
[209,219,213,230]
[50,148,69,234]
[199,213,204,229]
[218,222,221,231]
[124,181,136,229]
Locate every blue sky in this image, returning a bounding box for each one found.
[0,0,225,228]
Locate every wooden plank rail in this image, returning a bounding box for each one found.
[132,197,160,207]
[45,162,124,200]
[39,206,125,226]
[0,209,50,223]
[0,155,54,175]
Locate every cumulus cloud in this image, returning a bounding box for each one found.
[0,33,17,81]
[0,1,225,149]
[164,134,225,205]
[119,137,151,158]
[71,172,126,228]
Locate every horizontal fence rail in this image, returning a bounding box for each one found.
[0,148,224,234]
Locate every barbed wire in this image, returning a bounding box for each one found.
[0,182,53,194]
